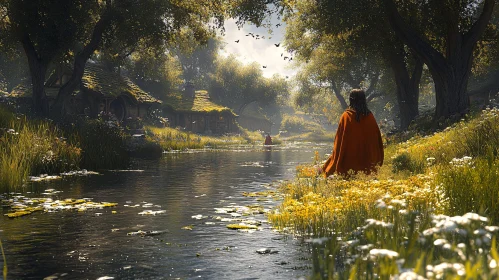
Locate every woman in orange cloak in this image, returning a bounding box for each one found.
[322,89,384,177]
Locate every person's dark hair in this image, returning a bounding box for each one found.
[348,89,371,122]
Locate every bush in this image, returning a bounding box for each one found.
[68,119,129,170]
[280,114,323,134]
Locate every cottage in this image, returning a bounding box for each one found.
[162,90,238,135]
[10,63,161,121]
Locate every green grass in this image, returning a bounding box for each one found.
[0,106,81,193]
[280,114,326,135]
[145,126,249,151]
[268,107,499,279]
[0,106,131,193]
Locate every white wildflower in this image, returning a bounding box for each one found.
[369,248,399,259]
[485,226,499,232]
[463,212,488,222]
[393,271,426,280]
[433,239,448,246]
[490,259,497,269]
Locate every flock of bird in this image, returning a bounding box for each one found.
[232,23,294,74]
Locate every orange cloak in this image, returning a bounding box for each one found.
[322,109,384,176]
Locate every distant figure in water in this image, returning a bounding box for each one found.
[321,89,384,177]
[264,133,273,145]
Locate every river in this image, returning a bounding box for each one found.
[1,142,330,280]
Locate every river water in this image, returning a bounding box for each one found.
[1,142,330,280]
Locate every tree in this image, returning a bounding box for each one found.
[208,55,289,113]
[283,0,424,129]
[384,0,496,120]
[174,34,224,90]
[123,47,184,101]
[1,0,281,117]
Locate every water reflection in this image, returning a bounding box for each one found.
[1,143,329,279]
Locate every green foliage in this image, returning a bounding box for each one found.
[0,106,81,193]
[309,204,499,279]
[280,114,323,134]
[391,152,423,173]
[436,156,499,223]
[125,48,183,99]
[145,126,247,151]
[269,106,499,279]
[70,119,129,170]
[208,55,290,111]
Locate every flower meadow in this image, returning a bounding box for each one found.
[268,107,499,279]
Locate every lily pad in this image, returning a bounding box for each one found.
[226,223,259,230]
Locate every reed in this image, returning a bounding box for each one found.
[0,237,6,280]
[0,107,81,193]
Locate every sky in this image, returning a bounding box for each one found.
[219,18,298,79]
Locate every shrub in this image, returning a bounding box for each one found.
[68,119,129,170]
[281,114,323,134]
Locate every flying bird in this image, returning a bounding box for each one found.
[284,56,289,60]
[275,43,280,47]
[263,66,267,68]
[235,40,239,43]
[276,23,281,27]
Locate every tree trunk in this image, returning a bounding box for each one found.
[330,79,348,110]
[387,48,423,130]
[51,13,111,119]
[21,36,49,116]
[383,0,495,121]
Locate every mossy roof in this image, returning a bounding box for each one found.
[163,90,236,116]
[9,64,160,104]
[82,64,160,104]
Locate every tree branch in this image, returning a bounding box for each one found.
[329,78,348,109]
[463,0,495,51]
[365,71,380,96]
[383,0,447,73]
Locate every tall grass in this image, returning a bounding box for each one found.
[0,106,131,193]
[145,126,249,151]
[0,107,81,193]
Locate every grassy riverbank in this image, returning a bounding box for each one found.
[268,107,499,279]
[0,104,281,193]
[0,106,129,193]
[145,126,260,151]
